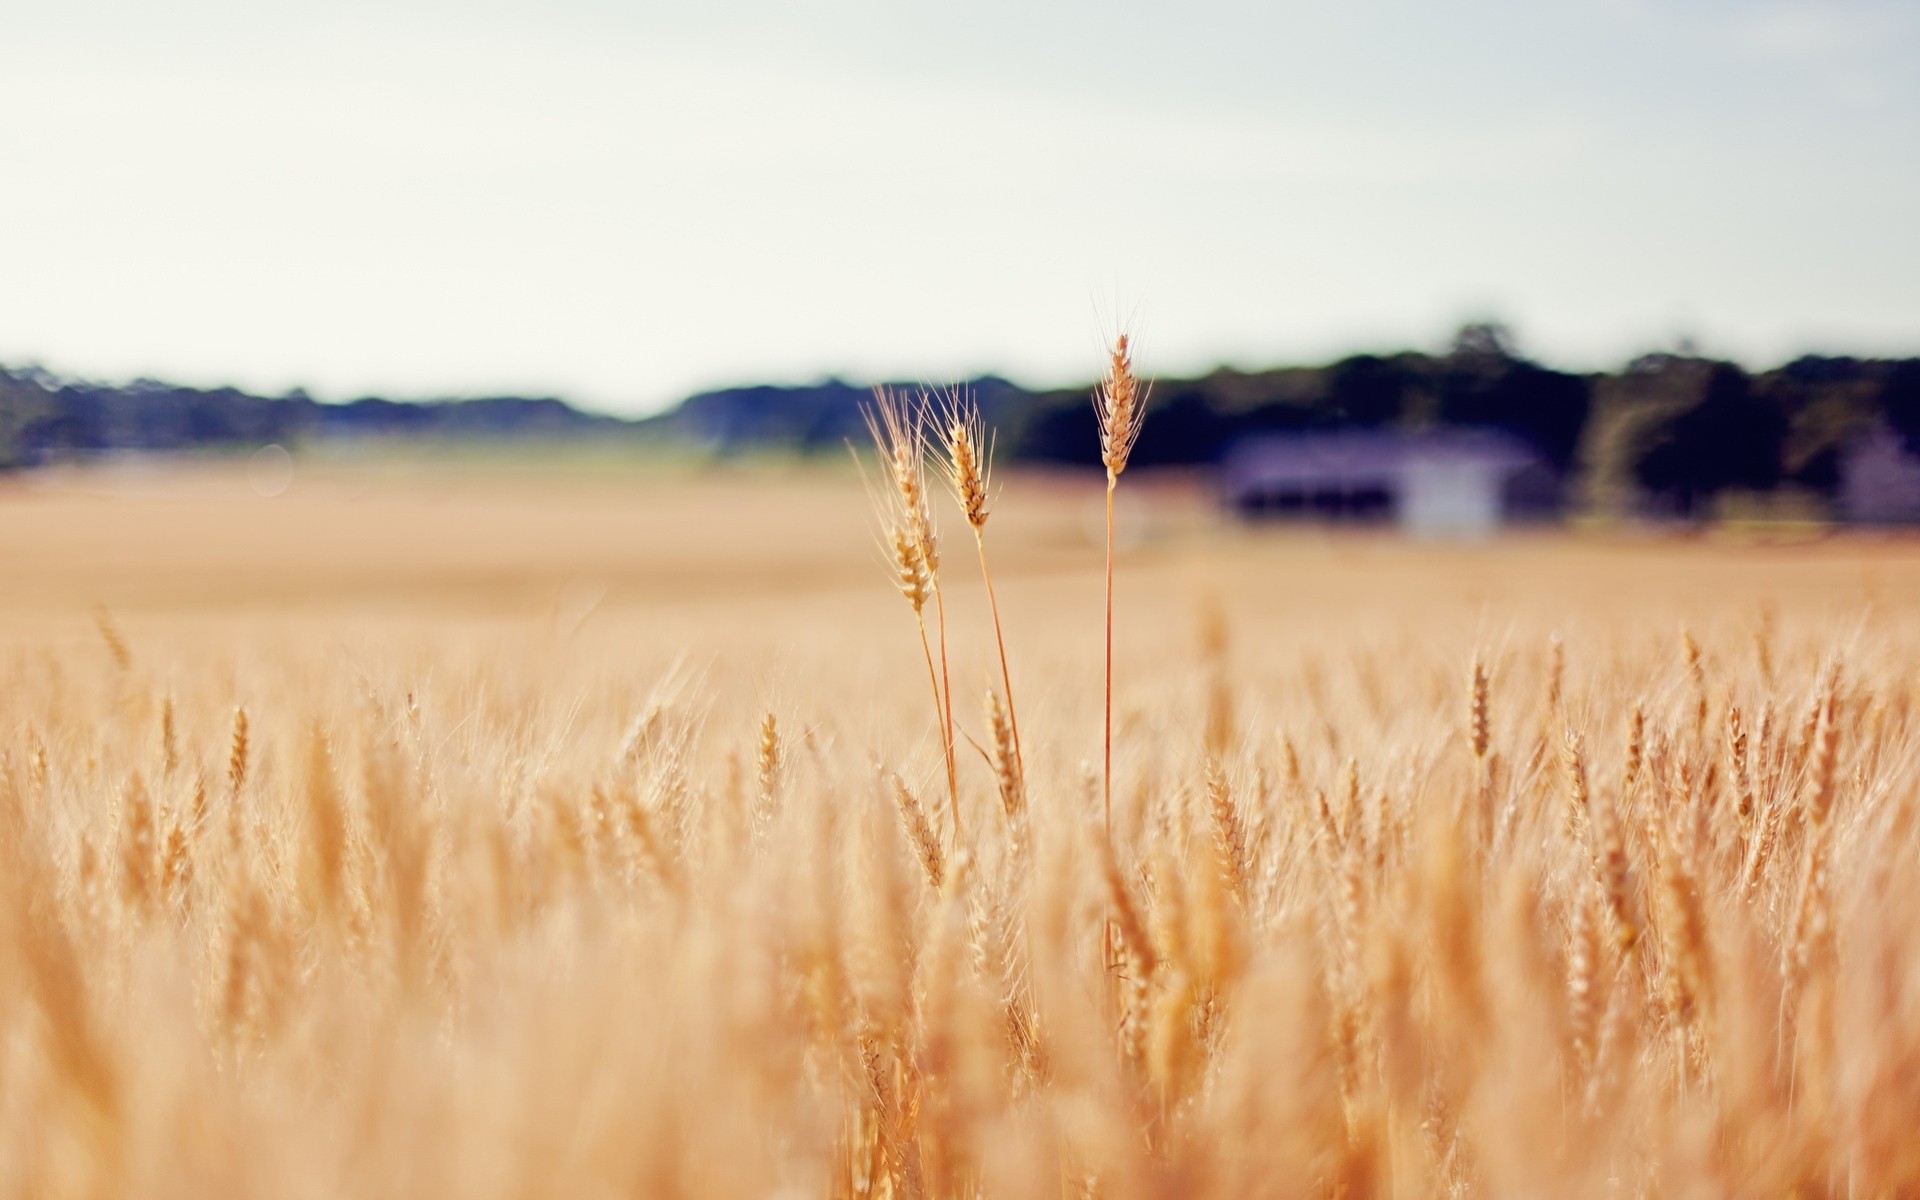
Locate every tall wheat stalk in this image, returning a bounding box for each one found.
[938,388,1023,786]
[866,387,960,837]
[1094,334,1145,838]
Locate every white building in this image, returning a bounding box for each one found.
[1220,430,1559,538]
[1839,423,1920,524]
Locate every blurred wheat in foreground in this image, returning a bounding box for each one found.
[3,444,1920,1197]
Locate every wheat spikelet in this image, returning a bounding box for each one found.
[1469,655,1492,845]
[885,771,944,890]
[1567,879,1604,1077]
[1314,788,1342,852]
[1321,836,1372,1137]
[1623,703,1646,797]
[1468,656,1490,762]
[220,881,265,1045]
[94,605,131,671]
[1100,833,1156,979]
[1103,852,1157,1080]
[1655,763,1712,1031]
[159,818,192,913]
[937,387,991,532]
[1593,803,1637,951]
[888,524,931,614]
[1785,685,1842,986]
[1801,683,1840,829]
[1330,760,1361,875]
[984,689,1024,834]
[159,697,178,778]
[618,701,666,768]
[75,835,103,922]
[754,712,781,835]
[1094,333,1146,483]
[1743,785,1784,895]
[299,723,347,922]
[27,733,48,800]
[1188,818,1245,1006]
[613,781,679,892]
[118,774,156,916]
[1754,701,1778,795]
[1727,705,1755,833]
[187,773,209,837]
[227,707,250,801]
[866,386,938,570]
[1205,761,1250,905]
[1545,633,1565,720]
[1792,684,1825,775]
[1567,730,1635,948]
[1562,726,1594,842]
[1753,602,1777,687]
[1682,627,1708,745]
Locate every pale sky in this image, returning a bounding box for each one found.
[2,0,1916,413]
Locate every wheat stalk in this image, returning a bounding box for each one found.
[939,387,1024,793]
[1469,655,1492,846]
[1094,333,1146,837]
[865,387,959,837]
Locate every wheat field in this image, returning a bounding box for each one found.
[2,452,1919,1198]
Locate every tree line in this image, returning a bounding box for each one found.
[1010,326,1920,516]
[6,325,1920,516]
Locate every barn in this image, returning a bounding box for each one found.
[1838,423,1920,524]
[1220,430,1561,537]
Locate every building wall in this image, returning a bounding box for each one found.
[1840,427,1920,524]
[1401,460,1503,538]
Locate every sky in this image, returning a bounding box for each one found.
[2,0,1916,414]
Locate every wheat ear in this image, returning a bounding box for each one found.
[1469,655,1491,846]
[865,387,960,838]
[938,388,1024,791]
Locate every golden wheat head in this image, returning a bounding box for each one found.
[936,387,992,532]
[1095,333,1146,483]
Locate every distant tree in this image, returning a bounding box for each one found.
[1123,383,1229,466]
[1436,324,1590,468]
[1008,390,1102,468]
[1237,397,1322,433]
[1169,366,1328,435]
[1883,360,1920,454]
[1450,321,1520,365]
[0,370,58,467]
[1748,357,1886,492]
[1324,354,1424,426]
[1629,359,1783,514]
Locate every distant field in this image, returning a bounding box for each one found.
[2,462,1918,1196]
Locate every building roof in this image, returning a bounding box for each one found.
[1221,429,1544,492]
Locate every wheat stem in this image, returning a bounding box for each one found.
[975,533,1024,786]
[1094,333,1143,839]
[1103,480,1116,839]
[913,610,957,844]
[932,584,959,841]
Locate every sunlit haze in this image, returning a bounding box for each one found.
[4,0,1917,412]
